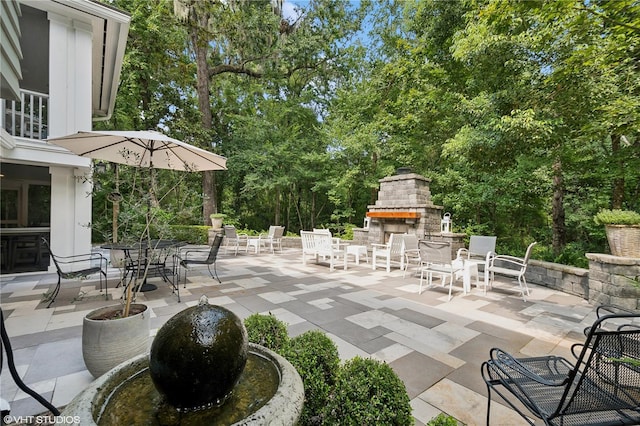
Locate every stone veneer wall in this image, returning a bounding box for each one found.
[525,260,589,298]
[525,256,640,309]
[585,254,640,310]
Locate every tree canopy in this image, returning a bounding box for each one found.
[93,0,640,267]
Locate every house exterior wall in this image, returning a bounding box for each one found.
[0,0,23,101]
[47,12,94,257]
[0,1,129,272]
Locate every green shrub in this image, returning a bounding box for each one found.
[427,413,458,426]
[322,357,413,425]
[284,330,340,425]
[168,225,209,244]
[243,313,289,354]
[594,209,640,225]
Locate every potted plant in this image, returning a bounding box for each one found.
[594,209,640,258]
[82,302,150,377]
[210,213,225,229]
[83,222,157,378]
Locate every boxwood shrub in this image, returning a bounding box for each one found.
[243,313,289,354]
[322,356,413,425]
[284,330,340,425]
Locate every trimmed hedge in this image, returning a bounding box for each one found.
[243,313,289,354]
[322,356,413,425]
[243,315,413,425]
[284,330,340,425]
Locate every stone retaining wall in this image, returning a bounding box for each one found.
[525,259,589,299]
[517,256,640,308]
[585,254,640,310]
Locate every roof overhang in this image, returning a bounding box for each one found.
[20,0,130,121]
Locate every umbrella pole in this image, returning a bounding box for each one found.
[112,164,119,243]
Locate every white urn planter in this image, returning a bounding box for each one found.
[210,215,225,229]
[82,303,150,378]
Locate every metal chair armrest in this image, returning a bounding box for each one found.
[456,248,469,259]
[489,348,572,387]
[175,246,210,262]
[489,255,525,269]
[596,304,637,318]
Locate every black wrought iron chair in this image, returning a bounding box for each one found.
[173,234,223,301]
[41,238,108,308]
[481,308,640,425]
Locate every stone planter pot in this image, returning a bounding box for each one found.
[605,225,640,258]
[211,216,224,229]
[82,304,150,378]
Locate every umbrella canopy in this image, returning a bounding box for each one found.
[47,130,226,171]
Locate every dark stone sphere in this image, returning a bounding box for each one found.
[149,298,248,409]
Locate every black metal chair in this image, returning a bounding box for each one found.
[41,238,108,308]
[173,234,223,301]
[481,308,640,425]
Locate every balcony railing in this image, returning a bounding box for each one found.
[1,89,49,140]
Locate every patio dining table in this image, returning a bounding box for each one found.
[101,239,186,292]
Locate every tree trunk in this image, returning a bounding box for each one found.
[191,25,217,224]
[274,187,281,225]
[552,158,566,255]
[611,134,625,209]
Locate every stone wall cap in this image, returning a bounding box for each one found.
[379,173,430,183]
[528,259,589,275]
[586,253,640,265]
[367,204,442,210]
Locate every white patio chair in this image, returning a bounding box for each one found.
[456,235,496,288]
[402,234,421,278]
[418,241,464,301]
[223,225,249,255]
[486,241,537,301]
[372,233,404,272]
[258,225,285,253]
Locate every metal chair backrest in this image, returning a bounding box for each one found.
[522,241,537,265]
[557,312,640,419]
[419,241,452,265]
[206,234,224,263]
[272,226,285,239]
[467,236,496,258]
[402,234,419,252]
[42,238,63,274]
[223,225,238,239]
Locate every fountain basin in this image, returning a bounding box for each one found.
[63,344,304,425]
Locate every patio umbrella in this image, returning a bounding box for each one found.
[47,130,227,303]
[47,130,226,171]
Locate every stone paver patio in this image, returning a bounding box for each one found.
[0,247,597,425]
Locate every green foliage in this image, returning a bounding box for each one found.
[210,213,226,219]
[284,331,340,425]
[243,313,289,354]
[91,0,640,267]
[427,413,458,426]
[167,226,209,245]
[594,209,640,226]
[322,356,413,425]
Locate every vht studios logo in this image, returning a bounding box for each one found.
[3,415,81,425]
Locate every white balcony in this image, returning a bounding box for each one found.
[1,89,48,140]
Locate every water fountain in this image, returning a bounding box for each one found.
[63,296,304,425]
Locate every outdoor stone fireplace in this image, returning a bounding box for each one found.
[353,168,464,252]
